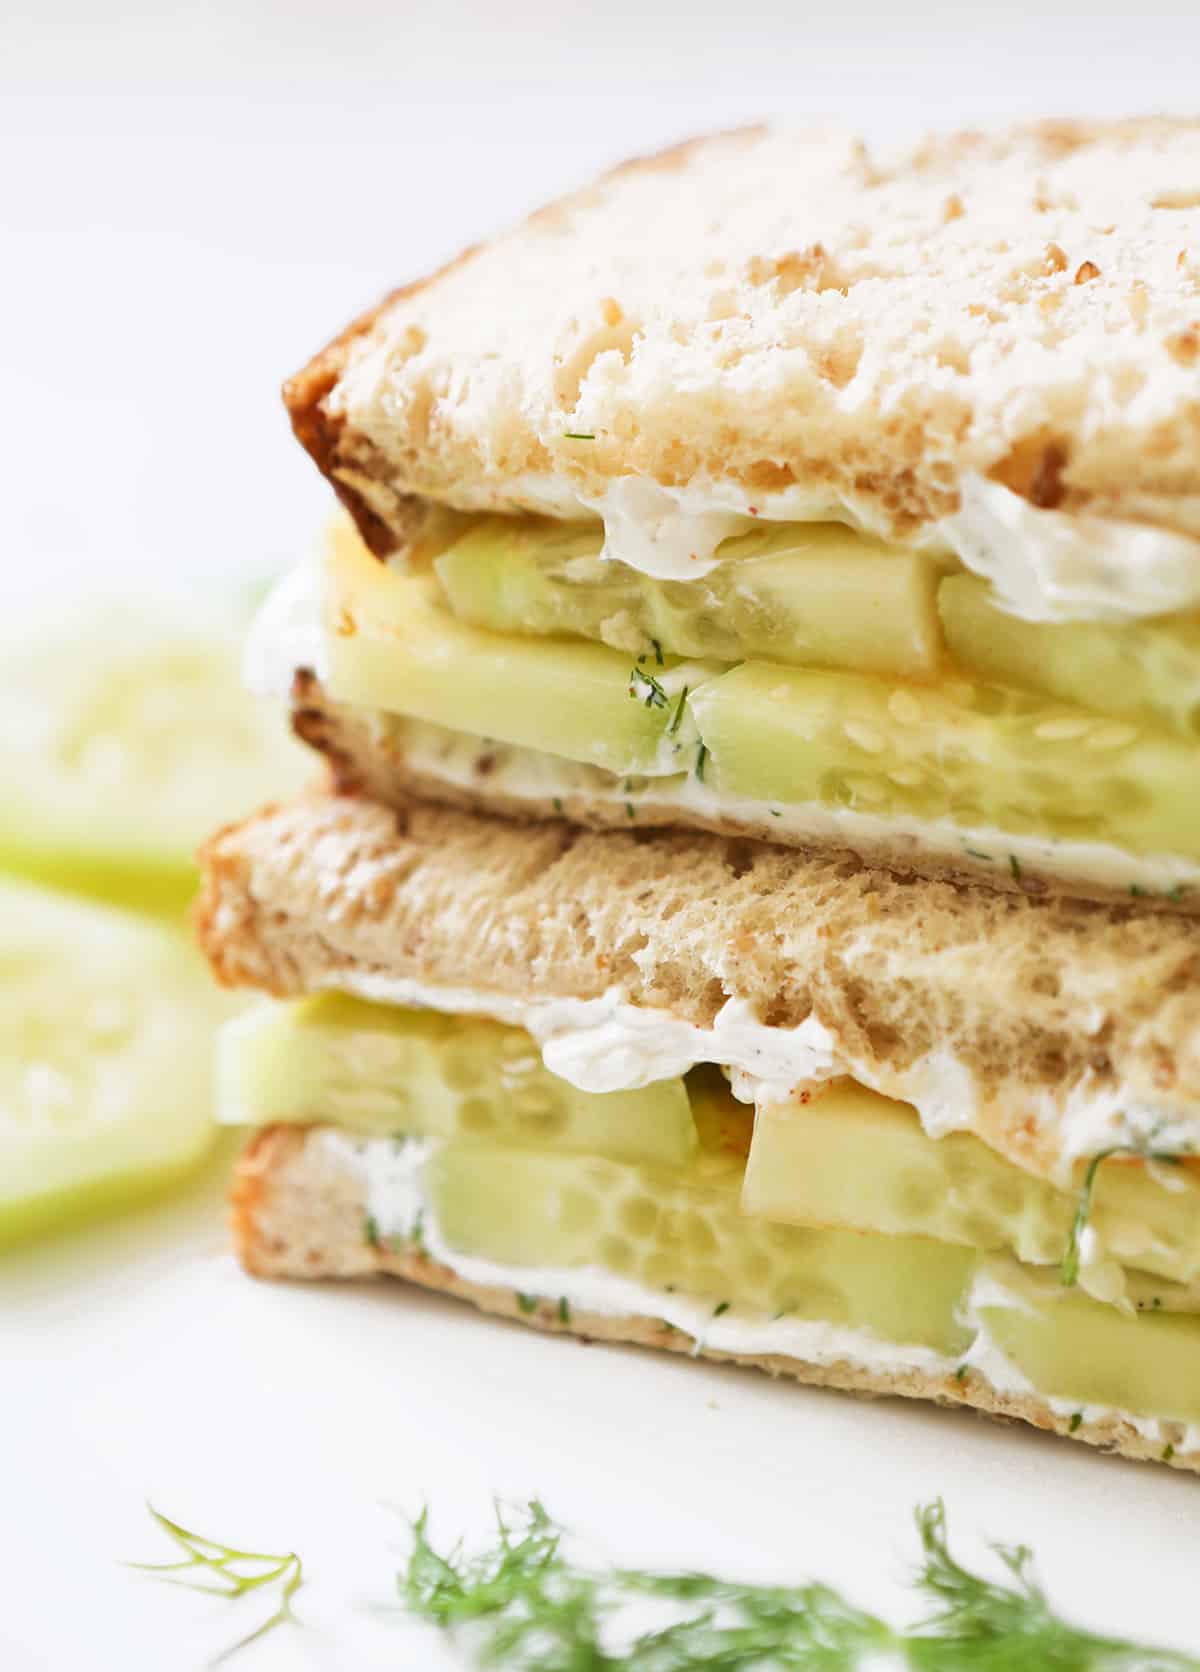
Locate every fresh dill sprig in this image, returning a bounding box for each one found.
[668,684,690,736]
[398,1497,1200,1670]
[1061,1145,1183,1287]
[129,1506,303,1666]
[628,665,669,710]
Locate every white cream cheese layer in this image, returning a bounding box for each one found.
[431,470,1200,622]
[325,1131,953,1375]
[329,1132,1200,1456]
[944,476,1200,624]
[318,968,1197,1187]
[959,1265,1200,1455]
[361,711,1200,905]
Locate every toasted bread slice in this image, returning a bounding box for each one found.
[285,120,1200,558]
[233,1123,1200,1474]
[195,792,1200,1184]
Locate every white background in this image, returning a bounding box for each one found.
[5,3,1200,1666]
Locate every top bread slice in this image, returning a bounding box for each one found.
[196,792,1200,1185]
[285,120,1200,557]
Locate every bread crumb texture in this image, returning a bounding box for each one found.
[232,1123,1200,1474]
[196,794,1200,1178]
[286,120,1200,550]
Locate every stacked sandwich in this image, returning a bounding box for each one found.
[197,121,1200,1470]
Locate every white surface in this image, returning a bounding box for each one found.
[6,3,1200,1666]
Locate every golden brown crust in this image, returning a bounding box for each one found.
[281,128,753,559]
[232,1123,1200,1474]
[283,119,1200,555]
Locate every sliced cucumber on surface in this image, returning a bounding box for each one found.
[0,602,311,910]
[743,1081,1200,1294]
[977,1259,1200,1426]
[0,877,231,1244]
[940,574,1200,739]
[688,661,1200,859]
[219,993,697,1166]
[434,516,942,679]
[326,532,716,776]
[427,1139,975,1354]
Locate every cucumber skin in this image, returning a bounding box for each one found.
[940,574,1200,739]
[689,660,1200,861]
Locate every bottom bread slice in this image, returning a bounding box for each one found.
[233,1125,1199,1474]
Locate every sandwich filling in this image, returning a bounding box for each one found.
[252,487,1200,902]
[223,991,1200,1455]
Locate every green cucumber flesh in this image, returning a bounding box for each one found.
[688,660,1200,859]
[220,992,698,1166]
[434,516,942,679]
[940,574,1200,739]
[427,1140,975,1354]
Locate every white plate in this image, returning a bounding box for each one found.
[4,1145,1200,1669]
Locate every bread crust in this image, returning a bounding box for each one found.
[195,792,1200,1184]
[284,119,1200,555]
[290,676,1200,916]
[232,1123,1200,1475]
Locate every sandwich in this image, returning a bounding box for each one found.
[198,794,1200,1470]
[201,119,1200,1471]
[262,120,1200,909]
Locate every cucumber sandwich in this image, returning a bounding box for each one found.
[256,121,1200,910]
[200,122,1200,1469]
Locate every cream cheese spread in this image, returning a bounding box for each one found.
[326,1130,955,1374]
[435,470,1200,623]
[329,1132,1200,1458]
[944,475,1200,624]
[358,711,1200,904]
[319,967,1198,1184]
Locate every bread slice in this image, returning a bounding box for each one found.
[289,672,1200,916]
[234,1122,1200,1474]
[195,792,1200,1183]
[285,120,1200,558]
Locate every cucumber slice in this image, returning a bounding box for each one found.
[434,516,943,679]
[743,1081,1200,1295]
[688,661,1200,860]
[219,993,697,1166]
[0,877,230,1244]
[0,601,311,911]
[940,574,1200,739]
[325,531,716,776]
[427,1140,975,1354]
[977,1259,1200,1427]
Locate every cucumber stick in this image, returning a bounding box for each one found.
[325,531,714,776]
[688,661,1200,859]
[941,573,1200,738]
[427,1139,976,1354]
[0,602,311,910]
[978,1259,1200,1426]
[744,1081,1200,1292]
[0,877,233,1243]
[434,516,943,679]
[219,992,698,1166]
